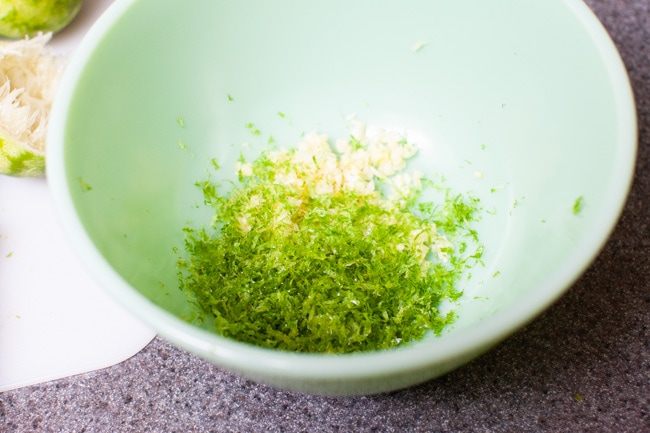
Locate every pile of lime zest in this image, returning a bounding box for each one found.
[178,121,482,353]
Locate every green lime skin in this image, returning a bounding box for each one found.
[0,136,45,176]
[0,0,83,39]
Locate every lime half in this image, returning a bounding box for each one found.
[0,0,83,39]
[0,33,64,177]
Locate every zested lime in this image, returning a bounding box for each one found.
[0,0,83,39]
[0,32,64,177]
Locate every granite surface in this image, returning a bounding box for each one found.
[1,0,649,431]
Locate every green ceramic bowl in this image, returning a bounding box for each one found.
[47,0,636,395]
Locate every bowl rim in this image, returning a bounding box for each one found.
[46,0,637,386]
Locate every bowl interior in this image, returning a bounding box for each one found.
[49,0,635,393]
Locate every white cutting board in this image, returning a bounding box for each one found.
[0,0,155,392]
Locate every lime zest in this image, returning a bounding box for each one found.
[244,122,261,136]
[77,176,92,192]
[179,123,483,353]
[572,196,585,215]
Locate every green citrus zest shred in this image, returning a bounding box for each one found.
[177,124,482,353]
[77,176,92,192]
[573,196,585,215]
[244,122,261,136]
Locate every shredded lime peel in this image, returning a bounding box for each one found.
[573,196,585,215]
[178,121,482,353]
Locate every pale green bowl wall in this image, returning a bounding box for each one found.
[52,0,635,394]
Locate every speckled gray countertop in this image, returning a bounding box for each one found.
[1,0,649,431]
